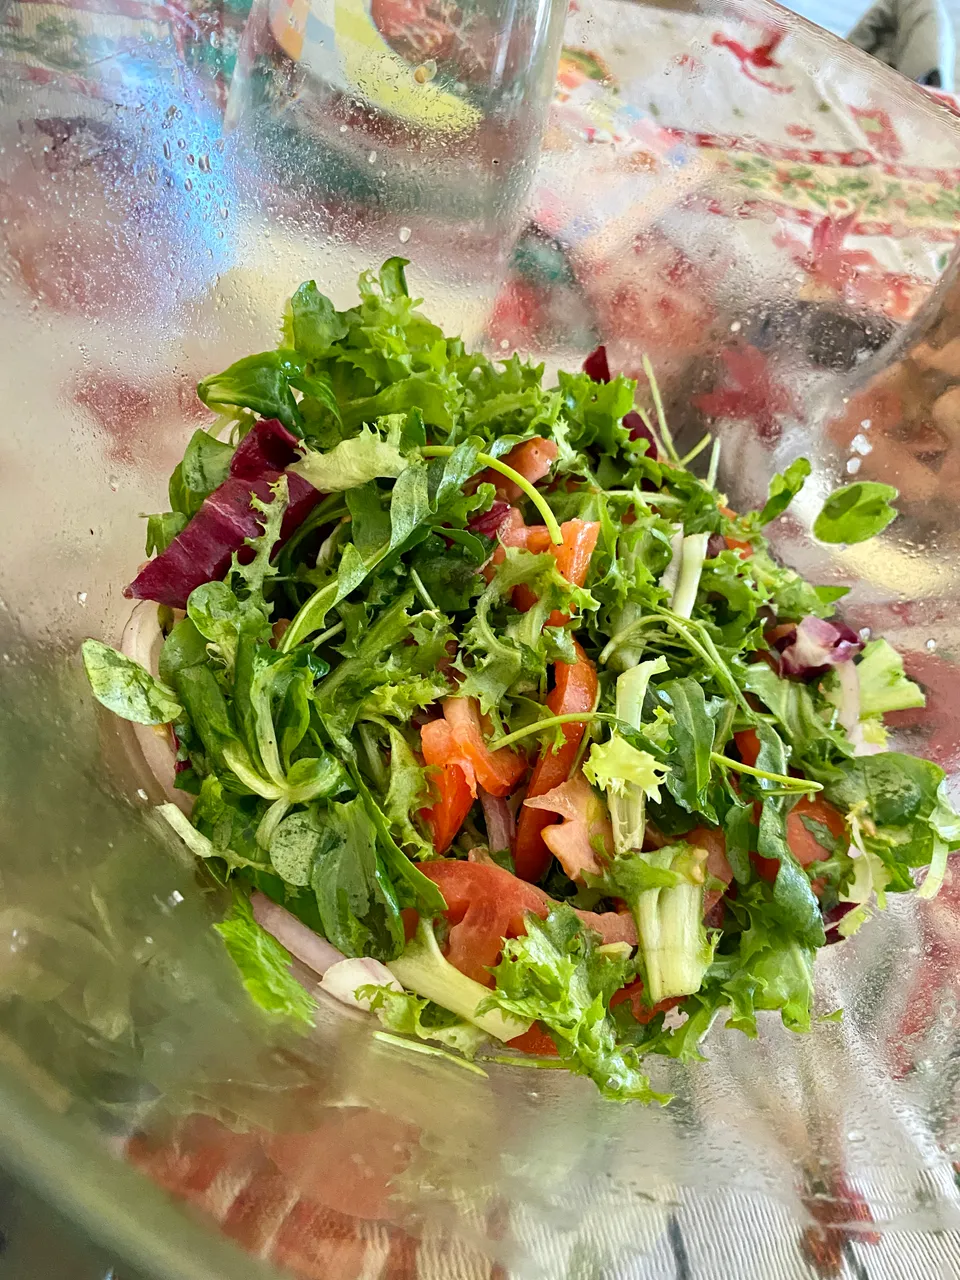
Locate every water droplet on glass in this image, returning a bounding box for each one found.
[850,433,872,456]
[367,150,377,164]
[860,418,872,430]
[136,788,149,802]
[184,178,193,191]
[846,457,861,475]
[340,124,348,133]
[398,226,411,244]
[500,339,510,350]
[729,320,741,333]
[847,1130,865,1144]
[76,591,88,606]
[926,638,937,652]
[162,140,171,160]
[198,153,211,172]
[858,627,872,641]
[413,59,437,84]
[108,475,119,491]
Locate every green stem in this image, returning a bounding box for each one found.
[482,1054,569,1070]
[421,446,563,545]
[489,712,603,753]
[678,433,713,468]
[706,437,721,490]
[641,355,679,464]
[633,405,668,461]
[410,567,438,613]
[372,1031,490,1078]
[710,752,822,793]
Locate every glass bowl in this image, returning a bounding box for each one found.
[2,0,960,1274]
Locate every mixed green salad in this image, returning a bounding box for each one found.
[83,259,959,1102]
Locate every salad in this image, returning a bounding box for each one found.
[83,259,960,1103]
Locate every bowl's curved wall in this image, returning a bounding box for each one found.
[3,0,960,1276]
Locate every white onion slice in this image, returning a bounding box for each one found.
[320,957,401,1010]
[479,786,514,856]
[251,892,346,976]
[119,602,188,811]
[834,659,861,735]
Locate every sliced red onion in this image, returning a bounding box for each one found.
[251,892,345,976]
[777,615,863,680]
[479,785,515,855]
[468,501,512,539]
[583,344,611,383]
[320,957,401,1010]
[823,901,856,945]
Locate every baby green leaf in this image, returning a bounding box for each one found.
[813,481,898,544]
[82,640,182,725]
[758,457,810,525]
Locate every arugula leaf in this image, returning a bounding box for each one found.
[82,640,182,725]
[757,457,811,525]
[488,906,669,1104]
[214,891,316,1025]
[751,722,825,947]
[182,429,235,496]
[813,481,898,544]
[656,679,717,821]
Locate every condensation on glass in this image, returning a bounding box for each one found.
[1,0,960,1275]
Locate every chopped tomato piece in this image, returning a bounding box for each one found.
[523,773,612,882]
[439,697,526,797]
[418,860,636,987]
[551,519,600,588]
[578,908,637,947]
[751,794,847,883]
[476,437,558,502]
[418,860,552,986]
[515,643,598,882]
[419,718,476,853]
[507,1025,559,1056]
[786,795,847,868]
[733,728,761,767]
[687,824,733,916]
[611,979,685,1025]
[420,763,474,854]
[725,534,753,560]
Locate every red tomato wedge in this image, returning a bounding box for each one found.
[507,1024,559,1056]
[786,795,847,868]
[610,979,685,1025]
[419,719,476,854]
[418,860,637,987]
[523,773,612,883]
[686,824,733,915]
[475,437,558,502]
[514,643,598,882]
[440,697,526,797]
[546,518,600,627]
[419,860,554,986]
[733,728,761,768]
